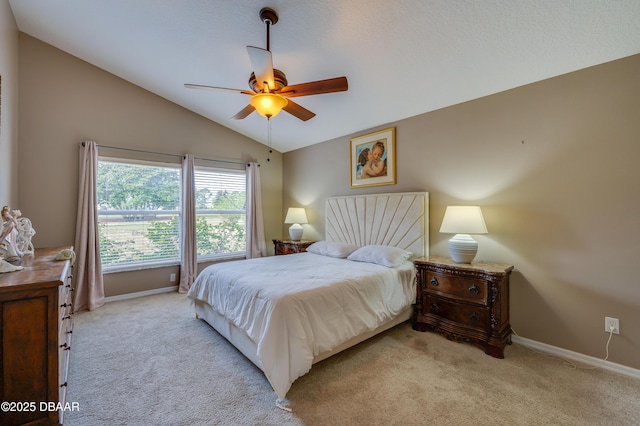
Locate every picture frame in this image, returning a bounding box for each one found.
[350,127,396,188]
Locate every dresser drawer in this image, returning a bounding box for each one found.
[423,294,490,331]
[422,270,488,304]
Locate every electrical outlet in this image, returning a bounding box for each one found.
[605,317,620,334]
[170,273,176,282]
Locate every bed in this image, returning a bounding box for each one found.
[187,192,429,408]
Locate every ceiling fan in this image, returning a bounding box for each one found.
[185,7,348,122]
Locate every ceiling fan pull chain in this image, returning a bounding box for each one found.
[267,117,272,162]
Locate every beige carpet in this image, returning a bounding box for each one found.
[65,292,640,425]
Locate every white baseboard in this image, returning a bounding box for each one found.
[512,335,640,379]
[104,285,178,303]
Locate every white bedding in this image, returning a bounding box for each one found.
[187,252,416,401]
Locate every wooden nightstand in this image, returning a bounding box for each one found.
[412,256,514,358]
[272,239,315,255]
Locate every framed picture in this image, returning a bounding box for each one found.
[350,127,396,188]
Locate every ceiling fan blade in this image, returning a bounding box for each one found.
[231,104,256,120]
[282,99,316,121]
[279,76,348,98]
[184,83,254,95]
[247,46,275,92]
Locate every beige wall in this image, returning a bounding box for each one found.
[18,34,283,296]
[283,54,640,370]
[0,0,19,206]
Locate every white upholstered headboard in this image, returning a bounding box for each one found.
[325,192,429,257]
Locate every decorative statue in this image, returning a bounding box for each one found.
[15,214,36,255]
[1,206,36,262]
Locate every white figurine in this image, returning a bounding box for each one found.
[15,214,36,255]
[0,206,26,262]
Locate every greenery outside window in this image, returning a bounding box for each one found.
[97,158,181,272]
[194,166,246,260]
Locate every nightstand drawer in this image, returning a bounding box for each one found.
[423,295,490,329]
[422,270,488,304]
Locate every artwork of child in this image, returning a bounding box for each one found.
[360,140,387,179]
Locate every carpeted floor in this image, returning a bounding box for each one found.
[65,292,640,425]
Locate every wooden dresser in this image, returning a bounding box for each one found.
[272,239,315,255]
[0,246,74,425]
[412,256,513,358]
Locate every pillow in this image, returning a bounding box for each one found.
[347,245,413,268]
[306,241,359,258]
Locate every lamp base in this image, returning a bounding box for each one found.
[448,234,478,263]
[288,223,303,241]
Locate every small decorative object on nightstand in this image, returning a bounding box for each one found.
[284,207,308,241]
[412,256,514,358]
[273,239,315,255]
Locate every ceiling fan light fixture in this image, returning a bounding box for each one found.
[249,93,288,118]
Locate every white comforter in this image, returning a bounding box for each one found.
[187,252,416,400]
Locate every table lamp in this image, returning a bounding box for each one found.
[284,207,308,241]
[439,206,488,263]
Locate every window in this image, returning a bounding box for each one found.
[194,167,246,260]
[97,158,247,272]
[97,158,181,271]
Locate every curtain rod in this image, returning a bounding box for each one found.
[81,142,253,166]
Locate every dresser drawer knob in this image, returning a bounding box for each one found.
[430,277,439,287]
[468,284,480,295]
[470,312,479,322]
[431,303,440,313]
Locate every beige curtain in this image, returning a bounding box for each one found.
[179,154,197,293]
[246,162,266,258]
[74,141,105,311]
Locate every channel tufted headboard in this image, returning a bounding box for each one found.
[325,192,429,257]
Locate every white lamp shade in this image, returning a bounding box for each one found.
[439,206,487,234]
[440,206,487,263]
[285,207,308,241]
[284,208,308,224]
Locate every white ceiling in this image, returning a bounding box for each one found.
[8,0,640,153]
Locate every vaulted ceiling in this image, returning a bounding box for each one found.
[9,0,640,152]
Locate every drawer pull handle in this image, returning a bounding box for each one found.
[468,284,480,295]
[62,315,72,320]
[430,277,439,287]
[61,382,68,388]
[60,303,68,308]
[431,303,440,313]
[60,343,71,350]
[470,312,479,321]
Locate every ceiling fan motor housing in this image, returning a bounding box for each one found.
[249,69,288,92]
